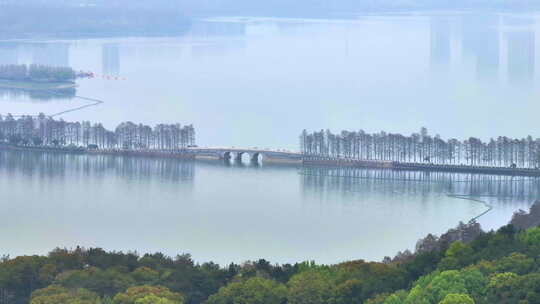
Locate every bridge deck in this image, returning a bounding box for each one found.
[4,144,538,176]
[187,147,302,161]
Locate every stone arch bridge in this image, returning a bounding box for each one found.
[186,147,302,164]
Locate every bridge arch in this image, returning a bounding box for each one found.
[195,148,300,164]
[250,152,263,164]
[222,151,232,160]
[235,152,245,162]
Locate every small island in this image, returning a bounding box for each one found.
[0,64,78,91]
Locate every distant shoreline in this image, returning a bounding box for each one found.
[0,79,77,91]
[0,144,195,160]
[2,144,540,176]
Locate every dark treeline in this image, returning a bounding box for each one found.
[0,64,75,83]
[0,113,195,150]
[1,202,540,304]
[301,128,540,168]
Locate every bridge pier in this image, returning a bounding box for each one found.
[235,152,244,162]
[250,152,261,164]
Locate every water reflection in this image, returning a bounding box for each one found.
[427,13,539,88]
[189,21,246,37]
[430,17,451,67]
[0,42,19,65]
[0,87,76,101]
[301,167,540,203]
[507,31,535,85]
[102,44,121,76]
[0,150,195,183]
[31,43,70,67]
[0,42,76,102]
[1,13,540,144]
[462,15,500,82]
[0,14,537,91]
[0,149,534,263]
[189,21,247,58]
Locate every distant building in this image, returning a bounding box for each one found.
[31,43,70,67]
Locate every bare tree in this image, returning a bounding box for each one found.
[0,116,195,151]
[300,128,540,169]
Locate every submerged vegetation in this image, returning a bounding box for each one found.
[301,128,540,168]
[0,202,540,304]
[0,114,195,149]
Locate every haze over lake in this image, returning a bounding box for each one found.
[3,12,540,149]
[1,11,540,264]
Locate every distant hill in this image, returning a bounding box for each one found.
[2,0,536,15]
[0,4,191,38]
[0,0,536,38]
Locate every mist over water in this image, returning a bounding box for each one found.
[1,12,540,149]
[1,11,540,264]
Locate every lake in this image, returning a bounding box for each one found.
[1,11,539,264]
[0,149,537,264]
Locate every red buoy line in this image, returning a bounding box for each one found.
[78,71,127,81]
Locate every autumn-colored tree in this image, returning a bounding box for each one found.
[438,293,474,304]
[486,272,520,304]
[288,271,334,304]
[405,271,468,304]
[205,277,286,304]
[438,242,474,270]
[493,253,534,275]
[112,286,184,304]
[56,266,135,297]
[30,285,101,304]
[131,267,160,285]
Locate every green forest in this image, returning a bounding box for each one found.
[1,202,540,304]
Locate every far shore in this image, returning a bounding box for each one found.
[0,79,78,91]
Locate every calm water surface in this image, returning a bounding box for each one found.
[1,11,540,264]
[0,150,537,264]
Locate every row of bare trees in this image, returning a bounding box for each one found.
[0,113,195,150]
[300,128,540,168]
